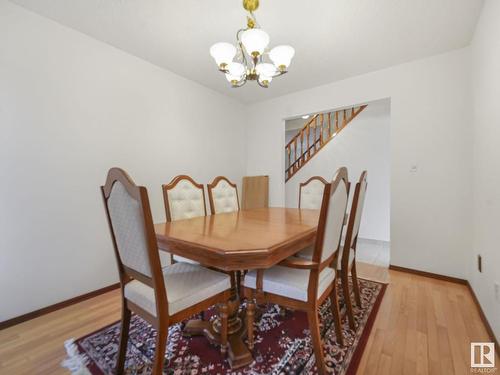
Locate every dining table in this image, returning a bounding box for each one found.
[154,207,320,368]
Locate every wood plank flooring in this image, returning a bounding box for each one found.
[0,263,497,374]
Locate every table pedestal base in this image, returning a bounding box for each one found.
[183,301,253,369]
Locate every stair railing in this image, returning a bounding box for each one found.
[285,105,367,181]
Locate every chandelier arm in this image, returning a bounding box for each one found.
[232,77,248,88]
[271,70,287,78]
[236,28,249,69]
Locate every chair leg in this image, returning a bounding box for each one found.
[152,324,168,375]
[330,281,344,347]
[307,309,327,375]
[220,303,228,355]
[116,306,131,375]
[351,262,362,307]
[341,268,356,330]
[246,297,256,350]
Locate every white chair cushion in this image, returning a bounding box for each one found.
[295,245,355,270]
[244,265,336,302]
[300,179,325,209]
[212,180,238,214]
[172,255,199,264]
[124,262,230,317]
[167,179,205,221]
[108,181,152,277]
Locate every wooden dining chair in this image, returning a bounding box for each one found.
[207,176,240,215]
[339,170,368,330]
[102,168,231,375]
[243,167,350,375]
[162,175,207,264]
[299,175,328,209]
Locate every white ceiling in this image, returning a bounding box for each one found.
[10,0,483,103]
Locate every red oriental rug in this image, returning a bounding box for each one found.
[63,277,386,374]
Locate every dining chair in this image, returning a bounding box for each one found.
[207,176,240,214]
[339,170,368,330]
[102,168,231,375]
[299,176,328,209]
[295,176,329,259]
[162,175,207,264]
[243,167,350,375]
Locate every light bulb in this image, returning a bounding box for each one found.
[269,45,295,71]
[241,29,270,57]
[210,43,237,68]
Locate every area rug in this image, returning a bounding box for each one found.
[63,277,386,375]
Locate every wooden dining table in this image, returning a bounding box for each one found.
[154,207,320,368]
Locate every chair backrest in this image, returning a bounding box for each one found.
[312,168,350,265]
[101,168,166,313]
[299,176,328,209]
[207,176,240,214]
[343,171,368,252]
[162,175,207,222]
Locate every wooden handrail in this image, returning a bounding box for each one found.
[285,105,367,181]
[285,114,319,149]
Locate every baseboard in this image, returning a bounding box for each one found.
[357,237,390,246]
[0,283,120,331]
[466,282,499,351]
[389,264,467,284]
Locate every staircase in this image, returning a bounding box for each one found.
[285,105,367,181]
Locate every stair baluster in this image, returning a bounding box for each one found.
[285,105,367,181]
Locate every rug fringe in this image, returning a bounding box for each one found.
[61,338,92,375]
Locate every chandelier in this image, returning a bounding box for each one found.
[209,0,295,88]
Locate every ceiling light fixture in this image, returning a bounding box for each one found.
[301,115,310,119]
[209,0,295,88]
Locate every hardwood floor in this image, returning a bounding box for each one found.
[0,263,497,374]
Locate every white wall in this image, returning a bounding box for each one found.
[470,0,500,340]
[285,100,391,242]
[246,48,472,279]
[0,1,246,322]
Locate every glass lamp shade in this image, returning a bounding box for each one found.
[241,29,270,57]
[256,63,277,77]
[225,73,242,85]
[210,42,237,67]
[227,62,245,77]
[269,45,295,71]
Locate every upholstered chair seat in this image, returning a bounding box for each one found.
[244,262,336,302]
[124,262,231,316]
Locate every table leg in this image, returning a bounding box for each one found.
[183,285,253,369]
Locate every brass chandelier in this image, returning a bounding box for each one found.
[209,0,295,88]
